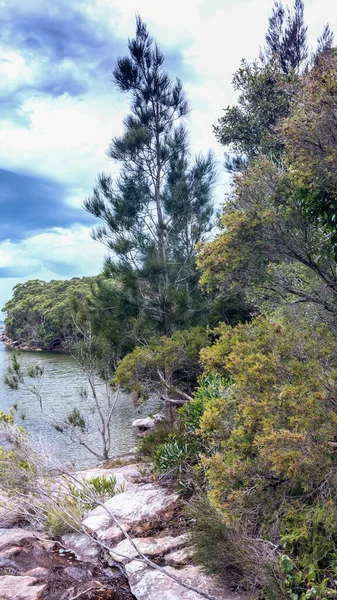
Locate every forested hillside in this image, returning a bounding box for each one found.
[2,277,97,350]
[4,2,337,597]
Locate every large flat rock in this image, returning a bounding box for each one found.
[125,562,241,600]
[0,575,46,600]
[110,533,190,564]
[82,483,179,543]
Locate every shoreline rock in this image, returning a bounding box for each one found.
[0,331,69,354]
[0,460,248,600]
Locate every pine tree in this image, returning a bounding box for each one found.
[265,0,308,73]
[85,17,215,338]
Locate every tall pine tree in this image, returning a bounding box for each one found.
[85,17,215,338]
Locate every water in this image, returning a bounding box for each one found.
[0,340,160,468]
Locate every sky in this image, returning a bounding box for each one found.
[0,0,336,314]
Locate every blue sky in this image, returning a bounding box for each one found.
[0,0,336,313]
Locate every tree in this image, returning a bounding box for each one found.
[113,326,211,408]
[197,156,337,324]
[2,277,97,350]
[214,0,309,169]
[264,0,308,74]
[279,51,337,253]
[85,17,216,339]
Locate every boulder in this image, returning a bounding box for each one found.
[82,483,179,543]
[125,562,240,600]
[132,413,165,430]
[0,529,41,552]
[110,533,190,564]
[0,575,46,600]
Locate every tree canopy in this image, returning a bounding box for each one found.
[85,17,216,340]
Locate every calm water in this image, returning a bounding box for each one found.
[0,340,159,468]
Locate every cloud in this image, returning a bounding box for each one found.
[0,169,94,241]
[0,0,123,117]
[0,225,106,310]
[0,0,190,125]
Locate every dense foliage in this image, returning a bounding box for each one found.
[2,277,97,350]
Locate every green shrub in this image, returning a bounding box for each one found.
[179,372,229,433]
[44,497,82,536]
[137,422,173,457]
[74,474,125,510]
[153,433,193,474]
[188,496,284,597]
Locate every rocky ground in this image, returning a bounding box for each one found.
[0,461,248,600]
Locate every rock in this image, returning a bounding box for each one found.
[125,562,240,600]
[24,567,49,578]
[0,527,135,599]
[165,546,194,566]
[132,413,165,430]
[82,483,179,543]
[112,464,145,483]
[0,575,46,600]
[0,529,40,552]
[110,533,190,564]
[0,546,22,568]
[0,494,24,527]
[61,532,100,562]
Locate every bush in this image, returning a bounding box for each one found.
[72,474,125,510]
[188,496,284,597]
[137,422,174,458]
[44,496,82,537]
[196,314,337,598]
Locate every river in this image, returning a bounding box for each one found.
[0,340,159,468]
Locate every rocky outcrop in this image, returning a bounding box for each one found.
[1,461,247,600]
[124,562,240,600]
[0,516,134,599]
[82,482,179,543]
[0,331,67,353]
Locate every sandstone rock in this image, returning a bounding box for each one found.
[110,533,190,564]
[125,562,240,600]
[0,529,41,552]
[132,413,165,430]
[0,575,46,600]
[61,532,100,562]
[165,546,194,566]
[24,567,49,578]
[82,483,179,543]
[112,463,145,483]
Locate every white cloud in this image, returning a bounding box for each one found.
[0,225,106,312]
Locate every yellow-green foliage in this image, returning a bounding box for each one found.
[196,314,337,596]
[44,496,82,537]
[113,326,210,402]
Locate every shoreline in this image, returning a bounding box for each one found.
[0,330,70,354]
